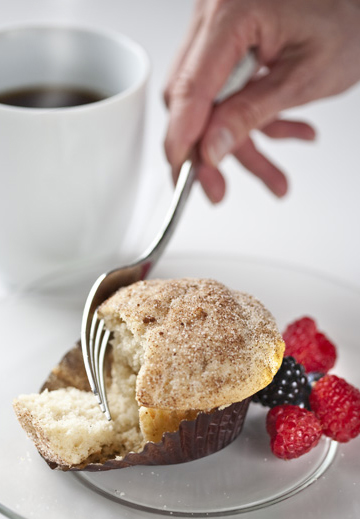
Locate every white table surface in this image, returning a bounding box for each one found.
[0,0,359,295]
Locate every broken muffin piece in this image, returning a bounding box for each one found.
[13,277,285,470]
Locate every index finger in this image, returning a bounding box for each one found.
[164,1,256,173]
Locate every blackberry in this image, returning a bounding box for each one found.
[253,356,310,408]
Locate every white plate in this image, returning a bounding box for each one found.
[1,254,359,519]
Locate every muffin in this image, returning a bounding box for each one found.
[13,278,284,471]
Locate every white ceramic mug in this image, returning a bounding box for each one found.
[0,24,150,289]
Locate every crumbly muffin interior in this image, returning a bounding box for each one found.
[13,322,156,468]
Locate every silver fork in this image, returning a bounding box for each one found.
[81,51,257,420]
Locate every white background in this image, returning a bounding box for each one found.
[0,0,359,294]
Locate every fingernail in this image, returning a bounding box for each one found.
[206,183,224,204]
[305,127,316,140]
[207,127,235,166]
[274,178,288,198]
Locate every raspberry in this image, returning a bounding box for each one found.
[266,405,322,460]
[253,356,310,408]
[309,375,360,442]
[282,317,337,373]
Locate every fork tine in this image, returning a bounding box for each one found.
[81,274,107,398]
[81,319,98,398]
[92,317,112,419]
[89,311,101,402]
[93,318,106,411]
[99,329,111,420]
[81,309,112,419]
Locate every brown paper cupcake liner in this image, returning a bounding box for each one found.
[41,343,250,472]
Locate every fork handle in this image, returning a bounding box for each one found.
[137,50,257,270]
[136,157,196,268]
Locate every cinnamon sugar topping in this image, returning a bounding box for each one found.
[99,278,285,411]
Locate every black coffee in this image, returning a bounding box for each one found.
[0,86,106,108]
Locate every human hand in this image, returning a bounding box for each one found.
[164,0,360,202]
